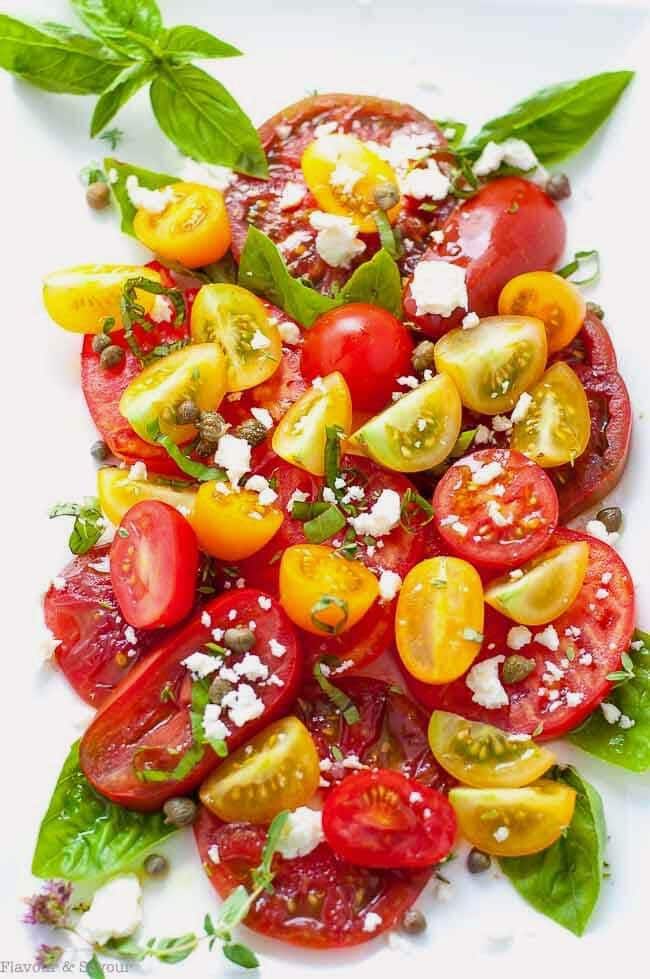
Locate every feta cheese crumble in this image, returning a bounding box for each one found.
[128,460,147,482]
[77,875,142,946]
[466,655,509,709]
[378,570,402,602]
[182,652,220,679]
[179,158,234,191]
[251,407,273,430]
[214,434,252,489]
[507,626,532,650]
[276,807,325,859]
[473,138,543,179]
[409,260,468,317]
[363,911,383,933]
[400,160,450,200]
[330,161,364,194]
[278,182,306,210]
[309,211,366,268]
[221,684,265,727]
[203,704,230,742]
[349,489,401,538]
[125,175,175,213]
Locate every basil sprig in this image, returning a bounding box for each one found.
[49,497,105,554]
[0,3,266,176]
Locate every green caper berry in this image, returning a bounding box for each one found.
[99,344,125,370]
[162,797,197,828]
[197,410,227,445]
[208,677,233,705]
[401,908,427,934]
[502,655,535,685]
[223,626,256,654]
[175,399,200,426]
[86,181,110,210]
[90,440,109,462]
[467,848,492,874]
[595,506,622,533]
[411,340,436,374]
[92,332,112,354]
[586,301,605,321]
[545,173,571,201]
[234,418,268,447]
[144,853,169,877]
[374,183,400,211]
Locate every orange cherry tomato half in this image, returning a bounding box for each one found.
[189,482,284,561]
[133,182,231,269]
[498,271,586,355]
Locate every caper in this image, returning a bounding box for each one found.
[234,418,268,447]
[92,332,112,354]
[144,853,169,877]
[208,677,233,705]
[544,173,571,201]
[175,399,200,426]
[400,908,427,935]
[197,410,227,445]
[90,440,109,462]
[99,344,125,370]
[467,848,492,874]
[86,180,110,210]
[596,506,622,533]
[195,439,216,458]
[223,626,256,654]
[502,654,535,685]
[411,340,436,374]
[586,301,605,321]
[373,183,400,211]
[162,797,197,828]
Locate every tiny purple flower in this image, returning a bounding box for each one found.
[22,880,73,927]
[35,944,64,969]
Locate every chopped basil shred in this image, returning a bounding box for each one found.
[49,497,104,555]
[310,595,349,635]
[146,420,226,482]
[324,424,344,492]
[120,275,186,365]
[313,662,360,724]
[372,209,400,259]
[400,488,434,533]
[557,249,600,287]
[303,505,346,544]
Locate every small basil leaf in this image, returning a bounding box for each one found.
[71,0,163,59]
[90,62,156,137]
[337,248,403,319]
[103,157,178,236]
[160,25,241,61]
[150,63,267,178]
[223,943,259,969]
[303,504,346,544]
[86,954,105,979]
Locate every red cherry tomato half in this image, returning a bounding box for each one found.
[195,806,431,948]
[404,177,566,338]
[322,769,456,869]
[299,602,395,671]
[433,448,559,569]
[110,501,199,630]
[301,304,413,412]
[401,528,635,739]
[79,589,301,810]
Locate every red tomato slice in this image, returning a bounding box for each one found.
[43,546,160,706]
[433,448,559,569]
[403,177,566,338]
[552,309,617,373]
[401,528,635,739]
[194,807,431,948]
[322,769,456,869]
[219,344,308,430]
[79,590,301,809]
[299,602,396,671]
[110,501,199,630]
[551,367,631,522]
[297,676,452,792]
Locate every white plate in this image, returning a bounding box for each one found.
[2,0,650,975]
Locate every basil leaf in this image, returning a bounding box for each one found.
[238,226,337,327]
[31,742,177,882]
[304,504,346,544]
[104,157,178,236]
[223,943,259,970]
[49,496,105,555]
[160,25,241,62]
[500,766,606,936]
[150,63,267,178]
[434,118,467,148]
[464,71,634,164]
[324,424,343,491]
[91,62,156,137]
[570,631,650,772]
[0,15,126,94]
[372,210,400,260]
[337,248,403,319]
[313,662,359,723]
[86,954,105,979]
[71,0,162,59]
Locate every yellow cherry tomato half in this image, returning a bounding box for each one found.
[279,544,379,635]
[190,284,282,392]
[434,315,548,415]
[301,132,401,232]
[189,482,283,560]
[498,271,586,355]
[42,264,162,334]
[200,716,321,825]
[132,182,231,269]
[119,343,227,445]
[511,361,591,467]
[97,466,197,527]
[396,556,484,684]
[449,781,576,856]
[272,372,352,476]
[349,374,462,473]
[484,540,589,626]
[428,711,556,789]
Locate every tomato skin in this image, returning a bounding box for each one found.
[110,501,199,630]
[133,182,231,268]
[404,178,566,338]
[194,807,432,948]
[300,601,395,671]
[322,769,457,869]
[79,590,301,810]
[553,309,617,373]
[301,304,413,412]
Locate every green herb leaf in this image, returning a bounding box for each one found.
[135,743,206,783]
[313,661,359,724]
[570,631,650,772]
[324,424,343,491]
[372,210,400,259]
[86,954,105,979]
[0,15,127,94]
[146,420,226,482]
[31,742,177,882]
[98,126,123,150]
[434,118,467,148]
[150,63,267,178]
[145,934,198,964]
[304,504,346,544]
[217,884,251,932]
[557,249,600,287]
[103,157,178,236]
[500,765,606,935]
[462,71,635,164]
[223,943,259,969]
[400,488,434,532]
[337,247,403,319]
[310,596,349,636]
[91,61,156,137]
[160,25,241,61]
[70,0,163,60]
[252,810,289,891]
[49,497,105,555]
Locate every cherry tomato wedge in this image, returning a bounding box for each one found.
[195,806,432,948]
[511,362,591,468]
[79,590,301,810]
[97,466,197,527]
[322,769,456,868]
[133,182,231,269]
[189,482,284,561]
[432,448,559,569]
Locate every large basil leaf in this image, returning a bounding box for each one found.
[90,61,156,137]
[71,0,162,59]
[160,26,241,62]
[104,157,178,236]
[0,15,126,94]
[500,766,606,936]
[32,742,176,883]
[464,71,634,164]
[338,248,403,319]
[150,64,267,178]
[571,631,650,772]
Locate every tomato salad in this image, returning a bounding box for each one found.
[31,80,645,969]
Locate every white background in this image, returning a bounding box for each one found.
[1,0,650,977]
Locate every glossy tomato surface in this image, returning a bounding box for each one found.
[79,590,301,809]
[299,601,395,671]
[218,339,308,430]
[404,177,566,338]
[552,309,617,373]
[401,529,635,739]
[195,806,432,948]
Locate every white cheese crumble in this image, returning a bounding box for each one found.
[128,460,148,482]
[349,489,401,538]
[400,160,450,200]
[378,570,402,602]
[585,519,620,546]
[534,625,560,651]
[493,826,510,843]
[182,652,220,679]
[221,684,265,727]
[473,461,503,486]
[125,175,175,213]
[179,158,234,191]
[330,161,364,194]
[77,875,142,946]
[466,655,509,709]
[278,319,301,345]
[214,434,252,489]
[410,260,468,317]
[250,329,271,350]
[462,312,480,329]
[278,182,306,210]
[234,653,269,682]
[149,294,173,324]
[201,611,212,628]
[507,626,532,650]
[362,911,383,933]
[286,489,309,512]
[309,211,366,268]
[203,704,230,742]
[473,138,543,178]
[251,407,273,430]
[269,638,286,658]
[275,807,324,859]
[511,392,533,424]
